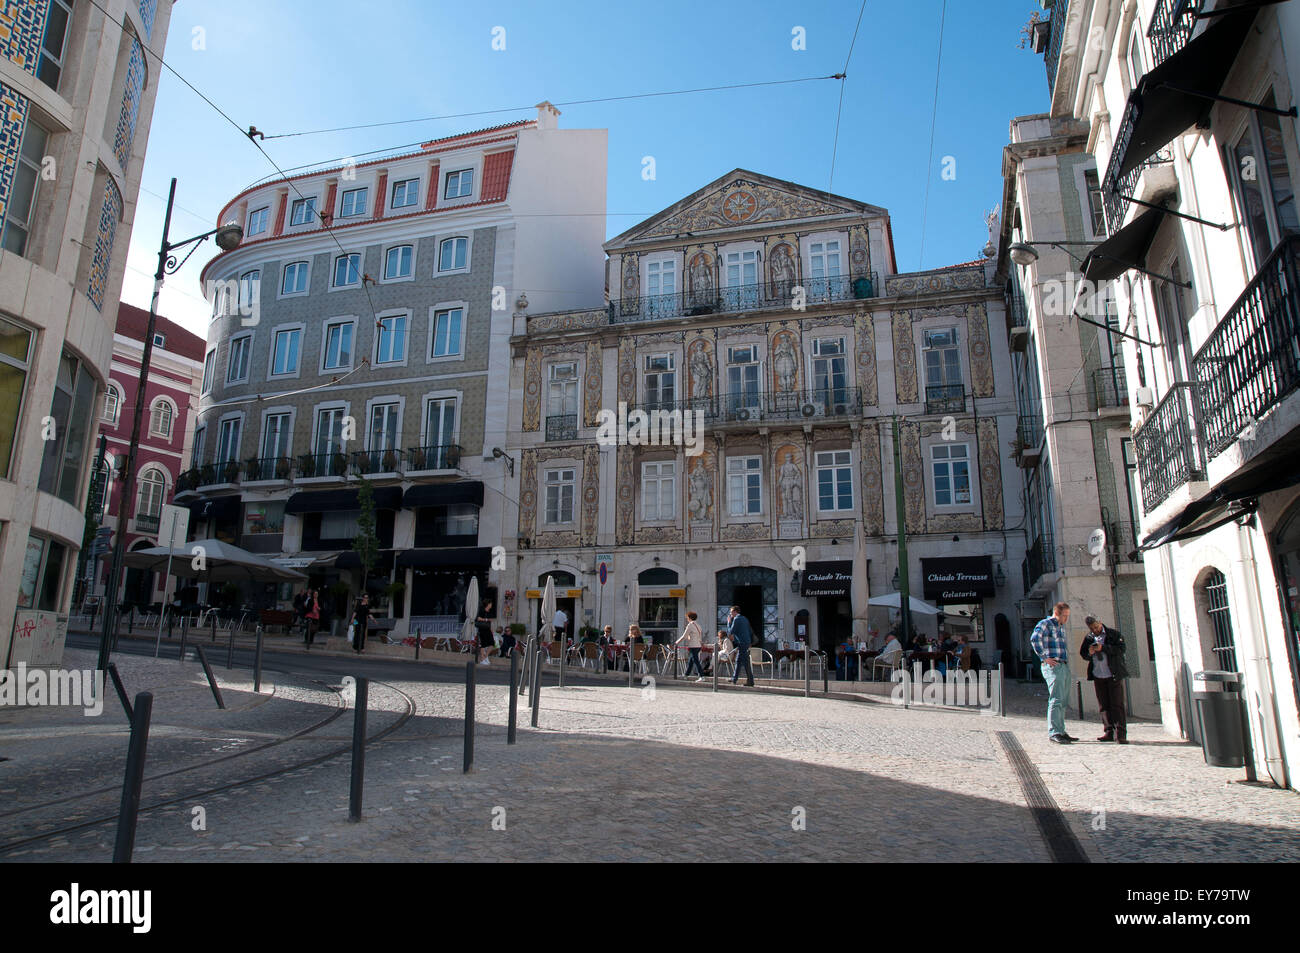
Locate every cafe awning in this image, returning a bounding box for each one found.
[395,546,493,569]
[921,556,996,602]
[1081,205,1168,283]
[185,496,241,521]
[284,486,402,514]
[800,561,853,598]
[402,481,484,508]
[335,549,396,571]
[1114,9,1258,181]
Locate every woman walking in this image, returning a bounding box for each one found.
[304,589,320,648]
[350,592,371,655]
[475,599,495,666]
[676,610,705,681]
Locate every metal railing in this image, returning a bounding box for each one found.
[1147,0,1199,69]
[1091,366,1129,409]
[1017,414,1044,452]
[244,456,293,481]
[134,513,160,532]
[196,461,239,486]
[404,444,461,471]
[176,468,200,493]
[1107,520,1144,564]
[924,383,965,416]
[1026,533,1056,587]
[1134,382,1207,512]
[1045,0,1071,96]
[352,448,404,475]
[1006,273,1028,329]
[608,275,878,324]
[1101,96,1175,234]
[545,414,578,441]
[633,387,863,424]
[1194,235,1300,459]
[297,451,349,478]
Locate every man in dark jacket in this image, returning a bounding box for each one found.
[1080,616,1129,743]
[727,606,755,686]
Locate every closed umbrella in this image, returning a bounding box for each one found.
[867,591,942,615]
[627,580,640,638]
[461,575,480,647]
[852,518,871,645]
[539,576,556,643]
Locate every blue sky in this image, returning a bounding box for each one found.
[123,0,1051,336]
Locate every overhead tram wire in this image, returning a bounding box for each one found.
[829,0,869,191]
[917,0,949,271]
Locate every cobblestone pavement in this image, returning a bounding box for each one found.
[1,649,1297,862]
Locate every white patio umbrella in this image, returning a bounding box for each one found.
[123,539,307,584]
[539,576,557,643]
[461,575,480,646]
[867,592,942,615]
[852,519,871,644]
[627,579,640,639]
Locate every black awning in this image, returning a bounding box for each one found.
[284,486,403,514]
[800,561,853,598]
[396,547,493,569]
[1116,9,1258,179]
[187,496,241,521]
[1141,441,1300,549]
[1081,205,1168,282]
[921,556,996,601]
[335,549,396,571]
[402,481,485,508]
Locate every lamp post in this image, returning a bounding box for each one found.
[96,178,242,675]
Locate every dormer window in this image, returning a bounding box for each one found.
[445,169,474,199]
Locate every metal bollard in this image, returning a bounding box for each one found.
[712,649,719,692]
[107,663,133,721]
[414,625,421,661]
[558,636,566,689]
[804,643,810,698]
[178,615,188,663]
[463,661,476,773]
[348,677,368,822]
[823,654,829,694]
[530,647,542,728]
[508,650,519,745]
[128,607,134,635]
[672,644,679,681]
[113,691,153,863]
[210,611,216,643]
[194,645,226,710]
[519,637,533,698]
[167,610,174,641]
[253,624,264,693]
[1077,679,1084,720]
[628,648,635,688]
[998,662,1006,717]
[226,623,236,669]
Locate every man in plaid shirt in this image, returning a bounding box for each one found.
[1031,602,1078,744]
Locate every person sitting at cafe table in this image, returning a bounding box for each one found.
[836,638,859,681]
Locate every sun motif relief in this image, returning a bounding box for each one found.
[721,189,758,223]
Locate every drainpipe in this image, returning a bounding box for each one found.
[1238,517,1290,789]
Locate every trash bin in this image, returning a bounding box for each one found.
[1192,671,1246,768]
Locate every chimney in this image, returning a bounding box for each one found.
[535,100,561,131]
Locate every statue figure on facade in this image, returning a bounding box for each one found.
[778,453,803,520]
[769,243,797,297]
[689,345,713,401]
[688,252,714,304]
[688,459,713,521]
[773,333,798,392]
[982,207,1000,259]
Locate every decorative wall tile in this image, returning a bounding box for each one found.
[580,445,600,544]
[978,417,1004,528]
[892,310,917,404]
[686,337,714,400]
[527,308,607,335]
[636,526,683,545]
[0,0,48,75]
[765,236,799,294]
[87,176,124,311]
[848,223,871,278]
[646,179,851,238]
[582,339,602,426]
[721,522,769,541]
[518,448,538,537]
[0,81,28,225]
[616,336,636,407]
[522,348,541,431]
[885,264,985,296]
[615,446,634,544]
[112,39,146,169]
[137,0,158,39]
[859,419,884,536]
[966,302,994,398]
[811,519,855,538]
[620,253,639,306]
[854,310,877,407]
[770,328,800,393]
[899,420,925,534]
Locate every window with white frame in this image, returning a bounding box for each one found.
[809,239,842,280]
[368,402,400,452]
[0,119,49,256]
[192,425,206,466]
[642,461,676,520]
[150,400,174,439]
[430,307,463,358]
[289,196,317,227]
[384,244,413,280]
[271,327,301,376]
[215,417,241,463]
[1083,168,1106,237]
[1125,29,1143,92]
[923,328,962,395]
[548,362,578,417]
[815,450,853,511]
[246,206,269,237]
[339,187,368,218]
[425,397,456,449]
[931,443,971,507]
[726,345,760,413]
[262,413,291,460]
[332,253,361,288]
[375,314,407,364]
[445,169,473,199]
[322,320,354,370]
[811,337,849,409]
[544,468,575,524]
[201,350,215,394]
[315,407,346,458]
[1227,89,1300,270]
[102,384,121,424]
[647,259,676,297]
[644,354,675,408]
[282,261,309,295]
[137,467,166,520]
[391,177,420,209]
[726,455,762,516]
[0,316,33,480]
[239,270,260,313]
[227,335,251,384]
[37,0,74,90]
[722,249,758,309]
[438,236,468,271]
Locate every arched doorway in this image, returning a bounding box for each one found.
[538,570,576,636]
[716,566,777,646]
[123,538,154,610]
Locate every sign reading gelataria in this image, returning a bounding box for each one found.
[920,556,995,602]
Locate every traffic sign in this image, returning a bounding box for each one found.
[598,562,608,585]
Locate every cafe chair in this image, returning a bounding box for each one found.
[630,642,649,675]
[544,641,563,666]
[577,642,601,669]
[871,648,903,682]
[749,647,774,680]
[712,646,734,678]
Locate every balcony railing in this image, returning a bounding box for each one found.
[1194,235,1300,459]
[1101,97,1175,234]
[404,444,461,471]
[608,275,878,325]
[1134,382,1207,512]
[176,468,200,493]
[1147,0,1199,70]
[352,448,404,476]
[545,414,578,441]
[195,461,239,486]
[244,456,293,481]
[924,383,965,416]
[1026,533,1056,587]
[134,513,160,533]
[1045,0,1071,95]
[1017,414,1044,451]
[1107,520,1145,564]
[634,387,864,425]
[297,451,349,479]
[1091,366,1129,410]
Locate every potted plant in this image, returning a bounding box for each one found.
[223,460,240,483]
[275,457,292,480]
[509,622,526,636]
[578,624,600,642]
[408,448,427,471]
[382,450,399,472]
[298,452,316,477]
[244,456,261,481]
[354,452,372,475]
[446,445,461,468]
[199,463,217,485]
[331,452,348,476]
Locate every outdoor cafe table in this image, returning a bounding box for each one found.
[907,650,948,671]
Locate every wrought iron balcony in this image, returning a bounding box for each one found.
[1194,235,1300,460]
[1026,533,1056,587]
[244,456,293,481]
[176,468,200,493]
[1017,414,1044,450]
[134,513,160,533]
[297,451,349,478]
[351,448,404,476]
[634,387,863,425]
[1091,366,1129,410]
[1101,96,1175,234]
[924,383,965,416]
[545,414,578,441]
[1134,382,1207,512]
[1006,273,1029,330]
[608,275,877,325]
[1045,0,1071,95]
[404,444,462,471]
[1106,520,1144,564]
[1147,0,1199,70]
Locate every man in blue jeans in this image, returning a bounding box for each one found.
[727,606,755,686]
[1030,601,1078,744]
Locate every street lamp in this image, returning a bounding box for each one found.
[97,178,242,675]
